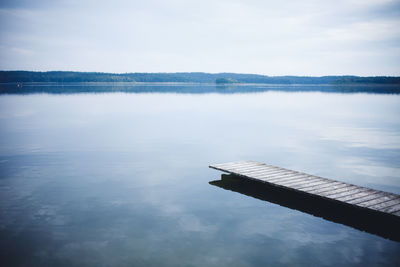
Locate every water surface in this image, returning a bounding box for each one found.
[0,84,400,266]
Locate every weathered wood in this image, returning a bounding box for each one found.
[325,187,371,200]
[262,173,310,183]
[393,210,400,216]
[290,181,330,191]
[259,176,310,187]
[305,182,349,194]
[356,194,399,208]
[243,168,289,176]
[385,204,400,214]
[299,181,343,193]
[318,185,361,197]
[215,161,258,170]
[233,163,276,170]
[368,198,400,212]
[230,164,274,172]
[294,180,332,190]
[225,165,266,172]
[277,177,322,188]
[334,189,376,202]
[347,192,388,205]
[256,171,297,179]
[210,161,400,218]
[372,202,400,214]
[257,175,301,184]
[212,161,253,168]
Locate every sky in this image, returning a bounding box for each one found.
[0,0,399,76]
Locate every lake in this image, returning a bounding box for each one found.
[0,83,400,266]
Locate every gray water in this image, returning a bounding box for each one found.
[1,85,400,266]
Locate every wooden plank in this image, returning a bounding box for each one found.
[225,164,268,172]
[220,166,268,174]
[348,192,391,205]
[212,161,253,168]
[276,175,318,185]
[357,194,399,208]
[384,203,400,214]
[229,164,274,172]
[259,171,304,180]
[209,161,400,218]
[230,162,276,170]
[322,185,362,196]
[262,175,313,187]
[240,171,282,178]
[325,187,372,200]
[334,189,377,202]
[273,177,317,188]
[291,179,331,190]
[231,168,277,175]
[260,173,309,183]
[242,168,289,176]
[305,182,349,194]
[277,176,322,188]
[239,166,304,183]
[393,210,400,216]
[238,165,278,171]
[252,173,300,183]
[215,161,257,169]
[368,198,400,212]
[255,175,301,184]
[301,182,350,195]
[255,170,295,177]
[289,180,331,191]
[317,185,360,197]
[299,181,343,193]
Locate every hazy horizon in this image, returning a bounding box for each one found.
[0,70,400,77]
[1,0,400,76]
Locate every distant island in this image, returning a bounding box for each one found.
[0,71,399,85]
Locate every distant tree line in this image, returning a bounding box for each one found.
[0,71,399,84]
[215,78,239,84]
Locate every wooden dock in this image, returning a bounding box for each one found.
[209,161,400,218]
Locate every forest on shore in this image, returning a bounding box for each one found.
[1,71,399,84]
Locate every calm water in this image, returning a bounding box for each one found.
[0,84,400,266]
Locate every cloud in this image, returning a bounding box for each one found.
[0,0,399,75]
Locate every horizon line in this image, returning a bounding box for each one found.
[1,70,399,78]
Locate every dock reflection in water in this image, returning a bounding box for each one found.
[210,174,400,242]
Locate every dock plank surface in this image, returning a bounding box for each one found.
[210,161,400,217]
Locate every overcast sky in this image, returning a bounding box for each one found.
[0,0,399,76]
